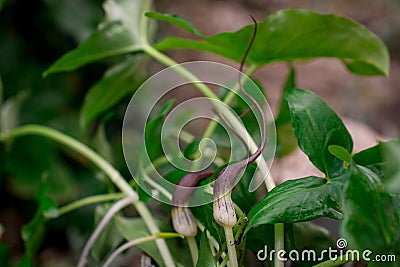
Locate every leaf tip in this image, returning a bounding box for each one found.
[328,145,352,163]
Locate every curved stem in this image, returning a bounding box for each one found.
[143,46,276,190]
[143,44,218,100]
[223,225,238,267]
[56,192,125,217]
[103,232,183,267]
[134,200,175,266]
[0,125,175,267]
[0,125,135,197]
[201,64,257,141]
[139,0,153,44]
[143,45,284,266]
[78,196,136,267]
[187,236,199,266]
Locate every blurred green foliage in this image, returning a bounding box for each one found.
[0,1,119,265]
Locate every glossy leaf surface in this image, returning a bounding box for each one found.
[44,0,149,75]
[285,87,353,178]
[246,176,345,232]
[155,9,389,76]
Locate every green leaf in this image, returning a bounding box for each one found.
[114,215,165,267]
[4,136,79,200]
[0,0,5,12]
[245,223,274,255]
[196,232,217,267]
[44,0,150,76]
[382,140,400,192]
[284,87,353,178]
[17,254,32,267]
[136,157,155,202]
[246,176,345,232]
[391,193,400,234]
[44,21,140,75]
[183,138,201,159]
[328,145,352,163]
[340,165,399,254]
[21,180,58,257]
[0,242,10,265]
[146,12,204,37]
[292,222,334,251]
[276,67,295,125]
[155,9,389,76]
[145,99,175,161]
[192,204,222,243]
[80,57,144,128]
[353,139,400,190]
[275,67,297,157]
[353,142,383,168]
[91,206,124,262]
[289,222,335,266]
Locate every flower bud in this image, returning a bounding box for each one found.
[171,206,198,237]
[213,164,240,227]
[213,192,237,227]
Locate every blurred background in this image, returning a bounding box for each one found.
[0,0,399,266]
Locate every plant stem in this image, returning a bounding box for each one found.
[143,44,218,100]
[139,0,152,43]
[313,254,354,267]
[78,196,136,267]
[56,192,125,217]
[0,125,175,267]
[202,64,257,140]
[134,200,175,266]
[187,236,199,266]
[144,45,284,267]
[274,223,285,267]
[0,125,135,197]
[103,232,183,267]
[143,45,277,190]
[218,253,229,267]
[223,225,238,267]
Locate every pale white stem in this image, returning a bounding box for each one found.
[223,225,238,267]
[77,196,136,267]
